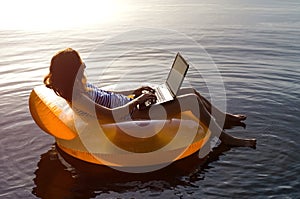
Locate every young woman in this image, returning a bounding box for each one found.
[44,48,256,147]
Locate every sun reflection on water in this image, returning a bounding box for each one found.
[0,0,129,30]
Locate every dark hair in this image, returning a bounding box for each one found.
[44,48,82,102]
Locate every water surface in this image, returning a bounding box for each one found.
[0,0,299,198]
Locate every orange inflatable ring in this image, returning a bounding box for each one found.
[29,86,211,169]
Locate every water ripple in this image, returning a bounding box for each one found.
[1,1,300,198]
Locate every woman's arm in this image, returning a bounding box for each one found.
[72,92,156,123]
[112,90,135,96]
[112,86,155,98]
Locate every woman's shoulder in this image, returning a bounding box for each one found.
[86,83,108,93]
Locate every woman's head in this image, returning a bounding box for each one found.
[44,48,84,102]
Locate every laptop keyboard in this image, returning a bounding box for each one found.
[155,86,166,103]
[155,86,172,102]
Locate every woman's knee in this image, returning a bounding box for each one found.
[177,93,200,108]
[178,87,196,95]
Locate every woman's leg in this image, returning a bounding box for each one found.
[132,93,256,147]
[178,88,246,128]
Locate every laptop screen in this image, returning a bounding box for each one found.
[166,53,189,96]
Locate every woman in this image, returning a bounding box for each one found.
[44,48,256,147]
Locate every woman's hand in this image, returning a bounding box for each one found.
[133,93,157,110]
[133,86,155,98]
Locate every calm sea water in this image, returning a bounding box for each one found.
[1,0,299,198]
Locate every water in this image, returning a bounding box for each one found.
[1,0,300,198]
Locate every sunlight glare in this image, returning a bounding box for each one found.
[0,0,126,30]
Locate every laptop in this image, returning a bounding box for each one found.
[144,52,189,107]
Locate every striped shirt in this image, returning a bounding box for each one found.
[72,83,132,119]
[86,83,131,108]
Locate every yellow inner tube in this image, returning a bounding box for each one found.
[29,86,211,168]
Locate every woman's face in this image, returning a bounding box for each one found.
[79,62,87,85]
[73,65,87,93]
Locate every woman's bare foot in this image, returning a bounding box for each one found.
[226,114,247,122]
[242,138,257,148]
[221,114,247,129]
[220,131,256,148]
[223,120,246,129]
